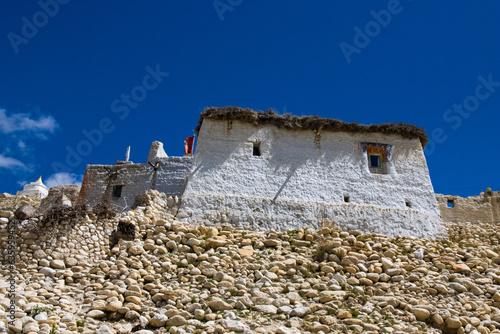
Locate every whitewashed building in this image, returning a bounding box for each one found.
[179,107,443,238]
[78,142,192,210]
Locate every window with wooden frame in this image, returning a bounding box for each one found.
[367,145,388,174]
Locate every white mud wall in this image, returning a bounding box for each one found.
[180,119,442,238]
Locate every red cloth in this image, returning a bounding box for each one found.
[184,136,195,155]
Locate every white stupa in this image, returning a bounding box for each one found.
[17,176,49,199]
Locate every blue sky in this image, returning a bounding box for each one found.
[0,1,499,197]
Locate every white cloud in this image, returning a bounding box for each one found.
[16,140,34,156]
[45,172,83,189]
[0,108,58,135]
[0,107,61,190]
[0,154,27,170]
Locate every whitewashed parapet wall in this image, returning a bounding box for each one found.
[180,118,443,238]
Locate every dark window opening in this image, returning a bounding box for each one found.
[369,155,382,168]
[113,185,123,198]
[447,199,455,208]
[344,195,350,203]
[253,142,261,156]
[405,200,412,208]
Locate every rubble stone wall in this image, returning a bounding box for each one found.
[78,156,192,211]
[0,211,114,271]
[38,184,80,214]
[0,191,178,271]
[437,190,500,224]
[2,190,500,333]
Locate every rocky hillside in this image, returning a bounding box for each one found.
[1,191,500,334]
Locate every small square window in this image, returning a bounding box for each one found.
[112,185,123,198]
[253,142,261,156]
[405,200,412,208]
[344,195,350,203]
[447,199,455,208]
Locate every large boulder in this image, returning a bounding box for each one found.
[15,204,36,220]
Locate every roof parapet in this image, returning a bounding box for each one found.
[196,106,429,147]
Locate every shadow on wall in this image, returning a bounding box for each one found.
[266,132,363,203]
[188,122,379,204]
[187,123,308,202]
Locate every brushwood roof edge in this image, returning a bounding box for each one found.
[195,106,428,148]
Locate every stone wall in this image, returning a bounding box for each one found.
[38,184,80,214]
[180,119,442,238]
[3,190,500,333]
[436,189,500,224]
[0,210,114,278]
[0,193,41,211]
[78,156,192,211]
[0,190,179,273]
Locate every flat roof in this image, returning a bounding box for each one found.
[196,107,428,147]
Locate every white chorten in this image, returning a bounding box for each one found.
[17,176,49,199]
